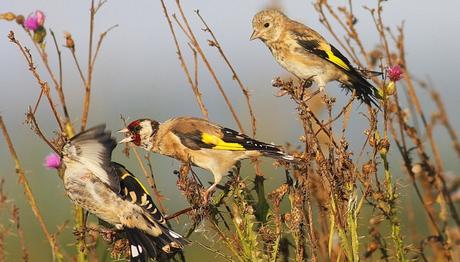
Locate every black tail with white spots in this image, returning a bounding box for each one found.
[219,127,298,162]
[124,225,187,262]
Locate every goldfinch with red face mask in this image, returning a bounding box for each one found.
[251,9,380,107]
[118,117,297,200]
[61,125,187,261]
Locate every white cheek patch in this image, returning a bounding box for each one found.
[168,230,183,239]
[140,121,154,150]
[140,121,153,138]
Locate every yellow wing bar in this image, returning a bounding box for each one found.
[325,49,350,71]
[121,172,150,197]
[201,133,245,151]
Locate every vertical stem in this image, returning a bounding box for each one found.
[380,151,407,262]
[0,116,64,261]
[81,0,95,131]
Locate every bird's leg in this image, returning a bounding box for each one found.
[83,210,89,230]
[314,77,326,93]
[202,184,217,204]
[301,77,314,89]
[299,76,316,101]
[202,174,223,204]
[232,161,241,178]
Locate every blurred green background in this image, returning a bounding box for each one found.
[1,0,459,260]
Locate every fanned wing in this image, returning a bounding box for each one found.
[169,117,284,153]
[63,125,119,191]
[111,162,166,225]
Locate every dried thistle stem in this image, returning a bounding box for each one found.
[0,116,64,261]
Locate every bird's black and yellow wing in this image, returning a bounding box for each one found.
[169,117,295,161]
[111,162,166,225]
[290,29,381,107]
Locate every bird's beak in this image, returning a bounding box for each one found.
[118,136,134,144]
[117,128,129,133]
[250,30,259,41]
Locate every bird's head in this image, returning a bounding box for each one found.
[250,9,287,42]
[118,119,159,150]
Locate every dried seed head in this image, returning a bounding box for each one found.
[0,12,16,21]
[368,48,383,67]
[378,138,390,154]
[15,14,24,25]
[64,32,75,50]
[362,161,377,175]
[411,163,422,175]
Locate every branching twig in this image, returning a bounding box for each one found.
[174,0,245,133]
[159,0,209,118]
[25,109,60,154]
[8,31,64,132]
[196,10,257,136]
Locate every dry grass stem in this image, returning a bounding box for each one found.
[0,116,64,261]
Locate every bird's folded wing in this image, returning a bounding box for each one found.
[170,119,281,152]
[112,162,166,225]
[290,29,358,74]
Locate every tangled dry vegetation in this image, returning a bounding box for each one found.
[1,0,460,261]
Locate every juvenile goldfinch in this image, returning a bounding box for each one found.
[251,9,380,107]
[61,125,187,261]
[118,117,296,200]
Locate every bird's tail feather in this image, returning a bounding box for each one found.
[125,228,157,262]
[261,150,302,164]
[124,223,188,262]
[347,74,381,109]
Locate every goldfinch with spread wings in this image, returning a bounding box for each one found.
[61,125,187,261]
[251,9,380,107]
[118,117,296,200]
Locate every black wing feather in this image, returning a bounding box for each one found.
[112,162,167,225]
[220,128,282,152]
[173,131,213,150]
[297,39,380,107]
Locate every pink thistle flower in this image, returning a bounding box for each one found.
[44,153,61,169]
[24,10,45,31]
[36,10,45,26]
[387,65,403,82]
[24,14,39,31]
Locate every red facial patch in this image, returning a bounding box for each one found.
[127,120,141,131]
[130,133,141,146]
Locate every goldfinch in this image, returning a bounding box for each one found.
[118,117,296,200]
[251,9,380,107]
[61,125,187,261]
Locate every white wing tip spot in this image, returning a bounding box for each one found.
[130,245,141,257]
[168,230,183,239]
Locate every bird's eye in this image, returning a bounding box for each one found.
[264,22,270,28]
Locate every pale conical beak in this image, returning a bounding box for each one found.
[117,128,129,133]
[250,30,259,41]
[118,136,134,144]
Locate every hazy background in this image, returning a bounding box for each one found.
[1,0,459,260]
